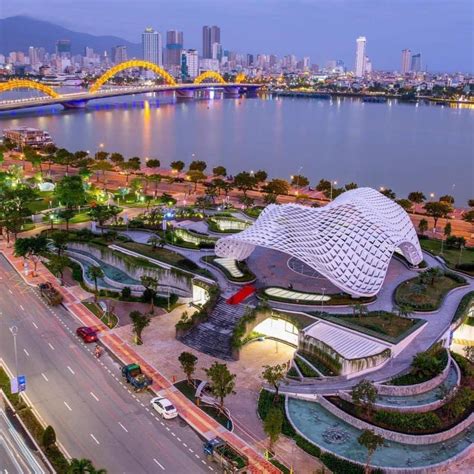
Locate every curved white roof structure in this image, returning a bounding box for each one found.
[215,188,422,297]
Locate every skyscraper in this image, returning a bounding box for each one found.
[112,45,128,64]
[142,27,162,66]
[401,49,411,74]
[411,53,422,73]
[165,30,183,67]
[56,39,71,58]
[181,49,199,79]
[202,26,220,59]
[354,36,366,77]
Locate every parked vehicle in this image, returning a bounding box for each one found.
[38,282,63,306]
[150,397,178,419]
[203,438,248,473]
[76,326,98,343]
[121,363,152,392]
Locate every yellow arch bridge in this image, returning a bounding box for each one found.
[0,63,259,111]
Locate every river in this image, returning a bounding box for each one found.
[0,90,472,204]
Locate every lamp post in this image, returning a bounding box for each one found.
[330,181,337,201]
[10,325,18,379]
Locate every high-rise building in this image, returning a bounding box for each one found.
[84,47,94,58]
[401,49,411,74]
[142,27,162,66]
[246,54,254,67]
[165,30,183,67]
[365,56,372,74]
[56,39,71,57]
[211,42,222,61]
[181,49,199,79]
[28,46,39,67]
[354,36,366,77]
[411,53,422,73]
[112,45,127,64]
[202,26,220,59]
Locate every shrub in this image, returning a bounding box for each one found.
[452,291,474,326]
[374,411,441,433]
[69,260,83,282]
[294,434,321,457]
[294,356,319,377]
[451,351,474,377]
[231,308,257,348]
[121,286,132,299]
[42,425,56,447]
[456,263,474,271]
[287,366,299,377]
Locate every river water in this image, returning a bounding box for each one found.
[0,91,472,204]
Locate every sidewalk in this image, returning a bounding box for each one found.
[0,242,280,474]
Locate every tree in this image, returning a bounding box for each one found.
[316,179,331,194]
[212,178,230,196]
[140,275,158,314]
[212,165,227,177]
[178,351,198,386]
[95,150,109,161]
[345,182,358,191]
[86,266,104,302]
[254,170,268,184]
[263,193,278,205]
[120,159,140,184]
[170,160,185,173]
[439,194,455,205]
[146,159,161,171]
[14,235,48,276]
[110,152,125,166]
[148,174,162,197]
[418,218,428,235]
[394,303,413,319]
[357,429,384,474]
[68,458,105,474]
[396,199,412,212]
[291,174,309,188]
[233,171,256,197]
[54,148,76,174]
[468,199,474,208]
[189,160,207,172]
[424,201,452,230]
[129,310,151,345]
[351,379,378,416]
[88,205,120,231]
[42,425,56,448]
[408,191,426,206]
[48,255,70,285]
[186,170,206,192]
[263,407,283,453]
[265,179,290,195]
[464,346,474,364]
[55,175,86,210]
[50,231,69,256]
[204,361,236,411]
[92,160,114,183]
[238,195,254,209]
[443,222,452,238]
[57,208,76,231]
[463,210,474,223]
[148,234,164,250]
[261,364,286,402]
[380,188,396,200]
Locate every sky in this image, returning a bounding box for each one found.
[1,0,473,72]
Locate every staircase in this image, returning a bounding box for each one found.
[181,298,248,360]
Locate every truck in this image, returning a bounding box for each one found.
[38,282,63,306]
[121,363,153,392]
[203,438,249,473]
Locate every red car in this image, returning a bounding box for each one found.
[76,327,98,343]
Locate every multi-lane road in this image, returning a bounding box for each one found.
[0,255,217,473]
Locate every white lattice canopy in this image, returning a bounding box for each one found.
[215,188,423,297]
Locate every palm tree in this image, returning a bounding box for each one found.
[148,234,164,250]
[68,458,97,474]
[86,266,104,302]
[140,275,158,314]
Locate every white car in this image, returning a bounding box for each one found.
[151,397,178,419]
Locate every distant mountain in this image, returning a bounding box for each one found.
[0,15,141,57]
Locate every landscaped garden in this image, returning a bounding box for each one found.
[202,255,256,283]
[395,268,467,311]
[167,227,216,249]
[82,301,119,329]
[207,216,251,233]
[420,237,474,275]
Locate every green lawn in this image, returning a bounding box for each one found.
[83,301,118,328]
[339,312,418,338]
[420,238,474,272]
[70,212,91,224]
[395,274,466,311]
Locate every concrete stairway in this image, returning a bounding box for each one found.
[181,298,247,360]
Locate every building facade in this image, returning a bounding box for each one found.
[181,49,199,79]
[112,45,127,64]
[411,53,422,73]
[142,27,162,66]
[202,25,220,59]
[401,49,411,74]
[165,30,184,67]
[355,36,367,77]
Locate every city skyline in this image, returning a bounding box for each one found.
[0,0,472,73]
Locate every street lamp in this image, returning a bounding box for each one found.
[9,326,18,380]
[330,181,338,201]
[50,213,54,230]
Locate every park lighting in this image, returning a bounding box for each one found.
[430,192,435,200]
[379,186,385,192]
[50,213,54,230]
[330,180,338,201]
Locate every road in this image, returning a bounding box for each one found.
[0,255,216,473]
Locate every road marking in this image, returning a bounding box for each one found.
[153,458,165,470]
[19,305,24,311]
[208,466,214,471]
[183,443,188,448]
[41,373,48,382]
[90,433,100,445]
[118,422,128,432]
[32,321,38,329]
[23,349,29,357]
[48,343,55,351]
[189,448,194,453]
[195,454,200,459]
[176,437,181,442]
[8,289,12,294]
[90,392,99,402]
[171,432,176,437]
[201,459,206,464]
[63,401,72,411]
[67,366,75,375]
[165,426,170,432]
